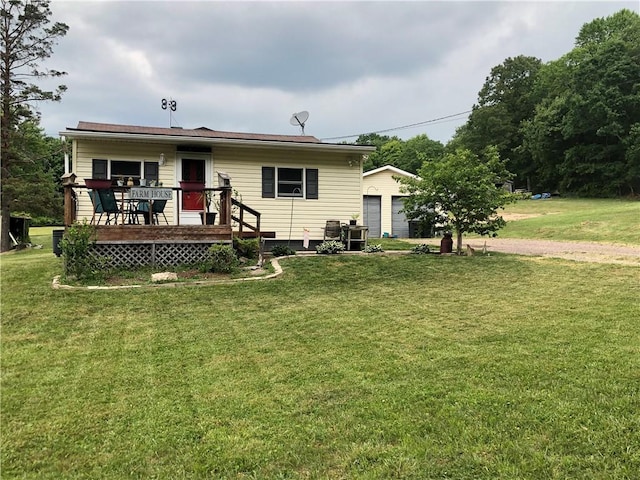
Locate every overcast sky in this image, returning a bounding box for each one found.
[38,0,637,144]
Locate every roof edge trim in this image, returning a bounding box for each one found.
[59,130,376,153]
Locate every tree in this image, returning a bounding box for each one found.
[358,133,444,174]
[523,9,640,196]
[3,120,65,222]
[398,147,515,254]
[396,134,444,174]
[1,0,68,251]
[356,133,399,171]
[459,56,542,189]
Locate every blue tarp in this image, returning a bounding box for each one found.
[532,193,551,200]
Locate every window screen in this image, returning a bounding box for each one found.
[277,168,303,197]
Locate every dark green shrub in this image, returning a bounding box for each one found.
[233,237,260,260]
[30,216,64,227]
[206,244,239,273]
[271,244,296,257]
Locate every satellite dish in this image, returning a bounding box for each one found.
[289,111,309,135]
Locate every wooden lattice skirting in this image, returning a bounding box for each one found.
[90,241,230,268]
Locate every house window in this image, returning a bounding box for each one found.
[262,167,318,199]
[278,168,303,197]
[111,160,141,180]
[92,159,108,179]
[144,162,159,183]
[91,159,159,185]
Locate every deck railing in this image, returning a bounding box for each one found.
[63,183,238,227]
[231,197,261,237]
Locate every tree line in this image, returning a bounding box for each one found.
[357,9,640,197]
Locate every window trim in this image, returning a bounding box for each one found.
[262,166,318,200]
[277,167,304,198]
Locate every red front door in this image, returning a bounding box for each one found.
[181,159,205,210]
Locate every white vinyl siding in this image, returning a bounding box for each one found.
[214,146,362,240]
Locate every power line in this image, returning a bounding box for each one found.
[320,110,472,142]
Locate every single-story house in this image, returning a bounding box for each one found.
[362,165,416,238]
[60,121,375,248]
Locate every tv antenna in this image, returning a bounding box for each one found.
[290,111,309,135]
[161,98,177,127]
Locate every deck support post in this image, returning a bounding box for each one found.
[61,174,77,226]
[219,187,232,226]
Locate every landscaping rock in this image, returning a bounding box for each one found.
[151,272,178,282]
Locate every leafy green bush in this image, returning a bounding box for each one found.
[29,216,64,227]
[316,240,345,254]
[60,222,107,280]
[271,244,296,257]
[206,244,239,273]
[233,237,260,260]
[411,243,431,254]
[364,243,384,253]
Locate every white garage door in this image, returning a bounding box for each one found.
[363,195,381,238]
[392,196,410,238]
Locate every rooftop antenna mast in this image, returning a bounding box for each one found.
[161,98,177,127]
[290,111,309,135]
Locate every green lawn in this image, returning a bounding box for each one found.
[375,198,639,249]
[2,227,639,478]
[499,198,640,245]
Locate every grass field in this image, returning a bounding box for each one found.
[374,197,640,251]
[498,198,640,245]
[2,221,639,478]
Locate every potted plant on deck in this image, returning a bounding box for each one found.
[199,190,217,225]
[349,213,359,226]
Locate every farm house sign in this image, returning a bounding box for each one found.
[130,187,173,200]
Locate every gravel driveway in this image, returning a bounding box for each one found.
[410,238,640,265]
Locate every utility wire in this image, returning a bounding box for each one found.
[320,110,472,142]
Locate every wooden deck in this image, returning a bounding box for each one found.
[93,225,274,243]
[94,225,233,243]
[63,183,274,267]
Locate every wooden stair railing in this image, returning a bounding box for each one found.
[231,197,261,237]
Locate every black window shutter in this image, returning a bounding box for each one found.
[144,162,159,182]
[262,166,275,198]
[92,159,108,179]
[306,168,318,199]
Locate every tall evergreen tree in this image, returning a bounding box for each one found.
[1,0,68,250]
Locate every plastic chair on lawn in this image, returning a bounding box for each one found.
[96,188,122,225]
